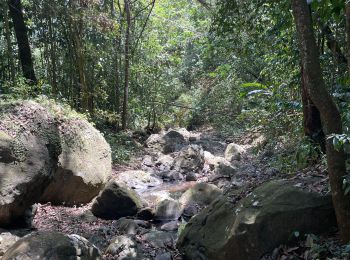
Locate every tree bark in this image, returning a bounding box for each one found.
[3,3,15,83]
[122,0,131,130]
[346,2,350,73]
[301,64,325,152]
[292,0,350,242]
[320,24,347,66]
[8,0,37,84]
[69,0,90,113]
[48,16,57,95]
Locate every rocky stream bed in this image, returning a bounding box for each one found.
[0,101,344,259]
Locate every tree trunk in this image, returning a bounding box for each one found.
[48,16,57,95]
[319,23,347,66]
[292,0,350,242]
[3,3,15,83]
[346,2,350,73]
[122,0,131,130]
[115,36,121,116]
[301,64,325,152]
[8,0,37,84]
[69,1,89,113]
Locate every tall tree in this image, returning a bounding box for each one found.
[346,2,350,73]
[292,0,350,242]
[301,64,325,151]
[2,2,15,83]
[7,0,37,84]
[122,0,131,130]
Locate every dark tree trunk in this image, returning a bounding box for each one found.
[122,0,131,130]
[321,24,347,66]
[301,64,325,152]
[346,3,350,73]
[8,0,37,84]
[3,3,15,83]
[292,0,350,242]
[48,16,57,95]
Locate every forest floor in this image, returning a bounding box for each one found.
[10,126,345,259]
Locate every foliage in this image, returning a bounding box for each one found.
[103,131,139,164]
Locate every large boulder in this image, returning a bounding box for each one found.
[0,101,111,226]
[2,231,100,260]
[174,145,204,174]
[146,129,188,154]
[0,102,60,227]
[177,180,336,260]
[41,119,111,206]
[91,180,143,220]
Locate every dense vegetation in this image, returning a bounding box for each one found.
[2,0,350,256]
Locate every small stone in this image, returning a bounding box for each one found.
[115,218,144,235]
[155,199,181,220]
[189,137,197,142]
[78,210,97,222]
[161,221,179,231]
[137,207,155,220]
[155,252,172,260]
[185,172,198,181]
[0,232,19,256]
[142,231,175,248]
[106,234,144,259]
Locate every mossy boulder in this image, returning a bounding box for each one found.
[91,180,143,220]
[40,119,111,206]
[179,183,222,217]
[146,129,188,154]
[177,180,336,260]
[0,102,60,227]
[2,231,100,260]
[0,100,111,226]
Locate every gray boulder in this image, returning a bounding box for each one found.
[142,231,176,248]
[214,161,237,177]
[2,231,100,260]
[193,139,226,156]
[174,145,204,174]
[0,102,60,227]
[179,183,222,218]
[0,101,112,227]
[115,170,162,191]
[177,180,336,260]
[0,232,19,257]
[155,199,181,220]
[41,119,111,206]
[106,235,146,260]
[146,129,188,154]
[115,218,149,235]
[91,180,143,220]
[224,143,244,162]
